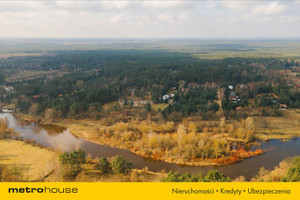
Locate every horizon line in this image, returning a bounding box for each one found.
[1,37,300,40]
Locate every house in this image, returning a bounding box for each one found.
[292,85,300,93]
[133,100,150,107]
[124,111,134,116]
[119,99,150,107]
[229,91,238,101]
[240,84,248,89]
[228,85,234,90]
[32,95,40,99]
[2,108,13,113]
[279,104,287,109]
[129,88,136,96]
[58,94,63,97]
[3,86,13,91]
[118,99,126,106]
[229,95,238,101]
[162,95,170,101]
[162,93,175,101]
[236,106,242,110]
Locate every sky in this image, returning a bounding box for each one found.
[0,0,300,38]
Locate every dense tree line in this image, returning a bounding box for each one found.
[1,49,299,118]
[273,85,300,108]
[163,88,219,116]
[162,170,231,182]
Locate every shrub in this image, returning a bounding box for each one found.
[110,155,131,174]
[204,170,231,182]
[59,149,86,176]
[96,157,110,172]
[281,156,300,182]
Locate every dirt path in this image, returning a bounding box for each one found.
[217,87,223,112]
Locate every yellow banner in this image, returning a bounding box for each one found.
[0,182,299,200]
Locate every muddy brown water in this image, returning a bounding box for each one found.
[1,113,299,180]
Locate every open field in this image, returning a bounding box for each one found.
[0,139,58,181]
[151,103,169,112]
[0,138,165,182]
[191,50,300,60]
[5,70,67,82]
[254,109,300,140]
[0,53,45,59]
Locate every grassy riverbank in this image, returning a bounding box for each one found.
[0,139,58,181]
[254,109,300,140]
[0,139,167,182]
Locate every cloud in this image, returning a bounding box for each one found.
[0,1,49,12]
[178,12,189,20]
[157,12,174,24]
[110,13,130,23]
[0,1,299,38]
[142,1,194,9]
[54,1,132,12]
[278,17,300,23]
[251,2,286,17]
[100,1,132,10]
[221,0,255,11]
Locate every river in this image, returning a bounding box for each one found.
[1,113,299,180]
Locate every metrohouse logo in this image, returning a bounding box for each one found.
[8,186,78,194]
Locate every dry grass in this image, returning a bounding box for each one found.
[103,101,118,109]
[151,103,169,112]
[0,139,58,181]
[254,109,300,140]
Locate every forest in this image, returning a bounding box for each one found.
[1,49,299,120]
